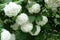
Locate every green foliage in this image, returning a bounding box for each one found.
[3,0,12,3]
[36,15,42,22]
[31,25,37,34]
[0,0,60,40]
[15,30,33,40]
[29,16,35,23]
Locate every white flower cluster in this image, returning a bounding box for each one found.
[45,0,60,11]
[21,22,33,32]
[16,13,33,32]
[16,13,29,25]
[1,29,16,40]
[36,16,48,26]
[4,2,22,17]
[1,29,11,40]
[10,12,48,36]
[3,1,49,36]
[28,3,41,14]
[11,13,41,36]
[29,25,41,36]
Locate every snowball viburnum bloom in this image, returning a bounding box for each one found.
[16,13,29,25]
[10,33,16,40]
[45,0,60,11]
[10,23,19,30]
[36,16,48,26]
[21,22,33,32]
[4,2,22,17]
[1,29,11,40]
[29,25,41,36]
[28,3,41,14]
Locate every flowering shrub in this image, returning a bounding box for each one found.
[0,0,60,40]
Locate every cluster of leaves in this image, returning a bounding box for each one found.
[0,0,60,40]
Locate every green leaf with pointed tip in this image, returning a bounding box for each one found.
[29,16,35,23]
[36,15,42,22]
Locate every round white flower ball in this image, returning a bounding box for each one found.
[10,23,19,30]
[10,33,16,40]
[44,0,60,11]
[4,2,22,17]
[29,25,41,36]
[36,16,48,26]
[1,29,11,40]
[21,22,33,32]
[28,3,41,14]
[16,13,29,25]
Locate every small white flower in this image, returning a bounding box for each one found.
[4,2,22,17]
[36,16,48,26]
[28,3,41,14]
[10,23,19,30]
[10,33,16,40]
[21,22,33,32]
[29,25,41,36]
[1,29,11,40]
[16,13,29,25]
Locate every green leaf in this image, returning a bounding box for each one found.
[3,0,12,3]
[27,3,33,8]
[29,16,35,23]
[0,19,3,28]
[26,1,35,8]
[35,31,47,40]
[15,30,33,40]
[13,0,19,2]
[31,26,36,34]
[0,4,5,12]
[43,24,51,30]
[36,15,42,22]
[0,0,3,3]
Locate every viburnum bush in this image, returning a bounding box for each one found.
[0,0,60,40]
